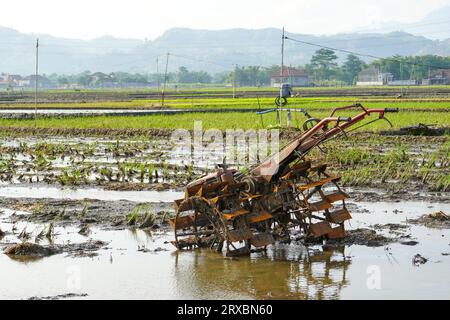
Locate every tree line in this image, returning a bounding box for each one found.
[44,51,450,87]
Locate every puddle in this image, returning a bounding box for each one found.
[0,186,183,203]
[0,199,449,299]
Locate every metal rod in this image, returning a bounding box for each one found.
[156,56,160,93]
[279,27,285,126]
[233,64,237,99]
[161,52,170,107]
[34,38,39,125]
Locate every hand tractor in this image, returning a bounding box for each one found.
[170,103,398,257]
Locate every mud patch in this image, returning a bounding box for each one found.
[28,293,88,300]
[409,211,450,229]
[381,124,449,136]
[3,240,108,259]
[327,228,396,247]
[0,197,173,229]
[412,254,428,266]
[4,242,60,257]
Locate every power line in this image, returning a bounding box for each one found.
[285,35,450,70]
[352,18,450,34]
[170,53,233,68]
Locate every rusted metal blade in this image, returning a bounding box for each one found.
[309,221,333,237]
[298,176,340,191]
[228,228,254,242]
[327,225,346,239]
[326,191,349,203]
[308,199,333,212]
[250,233,274,247]
[171,236,196,249]
[174,198,193,212]
[169,213,210,230]
[222,208,250,220]
[169,215,193,230]
[328,209,352,224]
[248,211,273,223]
[282,161,311,179]
[239,194,262,202]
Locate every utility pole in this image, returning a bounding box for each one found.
[161,52,170,107]
[34,38,39,124]
[279,27,285,127]
[233,64,237,99]
[156,56,160,93]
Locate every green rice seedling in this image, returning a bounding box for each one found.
[126,204,156,228]
[79,205,89,220]
[18,226,31,243]
[45,221,56,241]
[139,162,147,183]
[126,211,139,225]
[118,162,127,182]
[34,228,45,243]
[148,163,155,183]
[58,169,70,186]
[31,204,45,217]
[162,161,170,181]
[186,163,194,179]
[100,167,113,181]
[433,174,450,192]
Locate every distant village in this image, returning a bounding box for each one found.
[1,67,449,90]
[0,72,157,90]
[267,67,449,87]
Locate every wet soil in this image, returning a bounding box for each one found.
[28,293,89,300]
[0,197,173,229]
[325,228,397,247]
[3,240,107,258]
[408,211,450,229]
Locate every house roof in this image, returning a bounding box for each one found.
[91,72,110,78]
[23,75,50,81]
[431,69,450,78]
[271,67,307,78]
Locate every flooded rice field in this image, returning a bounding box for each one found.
[1,196,449,300]
[0,135,449,300]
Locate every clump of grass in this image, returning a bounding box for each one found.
[79,204,89,220]
[18,226,31,243]
[34,228,45,243]
[45,221,56,241]
[432,174,450,192]
[126,204,157,228]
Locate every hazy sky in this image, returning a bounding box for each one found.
[0,0,449,40]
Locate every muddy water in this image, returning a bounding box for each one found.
[0,186,182,203]
[1,200,450,300]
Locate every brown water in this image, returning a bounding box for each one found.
[0,186,182,203]
[1,200,449,300]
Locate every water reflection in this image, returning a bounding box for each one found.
[173,244,351,300]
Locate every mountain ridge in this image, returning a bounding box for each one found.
[1,26,449,75]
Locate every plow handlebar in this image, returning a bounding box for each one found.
[384,108,399,113]
[250,103,399,181]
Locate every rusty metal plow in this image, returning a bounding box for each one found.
[169,161,352,257]
[169,104,397,257]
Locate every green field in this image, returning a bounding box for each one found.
[3,85,450,95]
[0,110,448,131]
[2,96,450,111]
